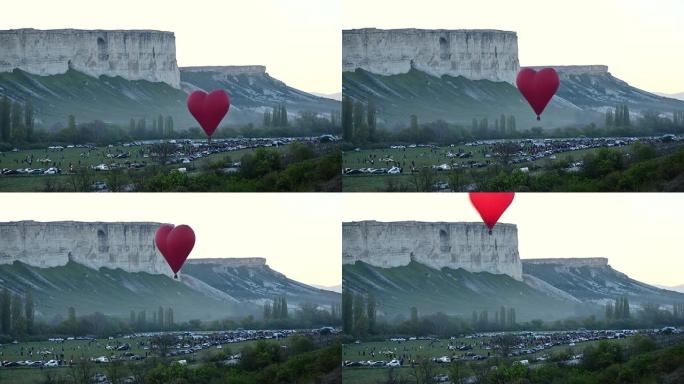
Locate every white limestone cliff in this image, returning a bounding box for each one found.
[0,29,180,88]
[180,66,267,76]
[0,220,173,276]
[528,65,609,77]
[523,258,609,267]
[343,28,519,83]
[343,221,522,280]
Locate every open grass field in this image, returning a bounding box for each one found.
[342,143,634,192]
[0,335,259,384]
[342,336,634,384]
[0,144,285,192]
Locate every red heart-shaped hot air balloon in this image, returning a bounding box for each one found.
[469,192,515,234]
[155,224,195,278]
[516,68,559,120]
[187,90,230,138]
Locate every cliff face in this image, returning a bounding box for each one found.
[0,29,180,88]
[523,258,609,267]
[343,28,519,83]
[343,221,522,280]
[180,65,267,76]
[528,65,609,77]
[0,221,172,276]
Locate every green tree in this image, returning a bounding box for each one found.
[164,307,173,329]
[130,310,136,325]
[366,292,376,334]
[508,307,516,327]
[68,115,76,131]
[352,101,367,144]
[1,288,11,334]
[263,109,272,128]
[24,290,34,334]
[353,294,367,337]
[280,296,288,319]
[24,101,34,142]
[164,116,174,138]
[157,114,164,137]
[158,306,164,329]
[263,301,272,320]
[606,109,614,127]
[367,97,377,142]
[11,101,24,141]
[342,289,353,334]
[342,96,353,141]
[281,104,288,127]
[0,96,10,142]
[11,294,25,335]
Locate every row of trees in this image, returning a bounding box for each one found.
[128,307,174,331]
[263,296,289,320]
[0,96,35,143]
[341,290,376,337]
[605,104,631,127]
[605,296,631,321]
[342,96,377,145]
[470,114,518,139]
[129,115,175,139]
[263,104,289,128]
[471,306,517,330]
[0,288,35,336]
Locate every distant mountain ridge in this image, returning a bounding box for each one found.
[343,257,684,321]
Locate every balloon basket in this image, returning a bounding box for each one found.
[173,273,178,279]
[536,116,541,121]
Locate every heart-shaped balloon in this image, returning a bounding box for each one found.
[516,68,559,120]
[155,224,195,278]
[187,90,230,138]
[469,192,515,233]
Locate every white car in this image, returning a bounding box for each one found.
[44,360,59,367]
[386,359,401,367]
[94,356,109,363]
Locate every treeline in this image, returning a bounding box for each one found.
[0,96,35,144]
[0,288,35,337]
[143,338,340,384]
[342,98,684,147]
[342,290,521,339]
[128,307,175,332]
[482,143,684,192]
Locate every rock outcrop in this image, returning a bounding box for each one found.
[187,258,267,268]
[180,65,267,76]
[0,29,180,88]
[343,221,522,280]
[528,65,609,76]
[523,258,609,267]
[0,221,173,276]
[343,28,519,83]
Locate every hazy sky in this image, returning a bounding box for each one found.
[343,0,684,94]
[342,193,684,287]
[0,194,342,287]
[0,0,341,94]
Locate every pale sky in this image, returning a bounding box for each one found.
[0,194,342,287]
[343,0,684,94]
[0,0,341,94]
[342,193,684,287]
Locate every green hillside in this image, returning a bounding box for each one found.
[522,260,684,305]
[342,68,591,128]
[0,261,255,321]
[182,261,341,306]
[0,68,193,129]
[342,261,586,321]
[180,69,339,114]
